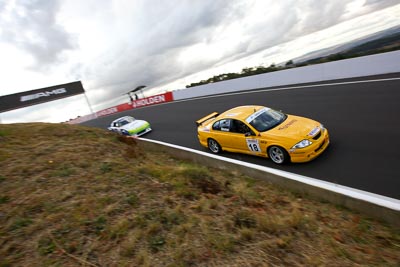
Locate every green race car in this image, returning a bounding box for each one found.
[108,116,152,137]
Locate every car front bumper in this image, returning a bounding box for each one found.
[289,130,330,163]
[127,123,152,137]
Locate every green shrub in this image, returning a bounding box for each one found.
[0,196,10,204]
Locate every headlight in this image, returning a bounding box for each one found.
[292,139,313,149]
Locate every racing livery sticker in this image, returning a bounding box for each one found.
[245,107,270,123]
[246,139,261,152]
[278,119,297,130]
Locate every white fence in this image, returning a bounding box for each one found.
[172,50,400,100]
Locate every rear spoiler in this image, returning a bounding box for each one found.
[196,112,219,126]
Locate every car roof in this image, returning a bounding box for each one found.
[111,116,134,123]
[219,105,265,121]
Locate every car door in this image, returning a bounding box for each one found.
[210,119,234,150]
[229,119,264,155]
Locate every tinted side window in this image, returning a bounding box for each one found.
[231,120,251,134]
[212,121,220,130]
[213,119,230,131]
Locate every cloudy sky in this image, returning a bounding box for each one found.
[1,0,399,123]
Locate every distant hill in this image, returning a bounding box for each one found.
[296,25,400,65]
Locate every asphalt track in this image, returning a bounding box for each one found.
[82,73,400,200]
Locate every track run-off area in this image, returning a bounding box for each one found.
[82,73,400,200]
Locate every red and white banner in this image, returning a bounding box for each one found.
[131,91,173,109]
[95,92,173,118]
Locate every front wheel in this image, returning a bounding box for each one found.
[268,146,289,164]
[208,139,221,154]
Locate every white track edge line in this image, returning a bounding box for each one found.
[141,138,400,211]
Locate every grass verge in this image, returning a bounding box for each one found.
[0,123,399,266]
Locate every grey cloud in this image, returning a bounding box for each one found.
[7,0,396,112]
[81,1,236,99]
[75,0,400,110]
[141,1,234,49]
[364,0,400,8]
[80,0,399,108]
[288,0,347,37]
[0,0,76,69]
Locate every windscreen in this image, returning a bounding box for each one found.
[246,108,287,132]
[116,117,135,127]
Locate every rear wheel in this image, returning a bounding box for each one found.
[208,139,221,154]
[268,146,289,164]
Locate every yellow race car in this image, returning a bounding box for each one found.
[196,105,329,164]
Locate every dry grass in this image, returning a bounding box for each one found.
[0,123,399,266]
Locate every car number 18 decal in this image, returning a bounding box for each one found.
[246,139,261,152]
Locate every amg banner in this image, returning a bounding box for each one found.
[0,81,85,113]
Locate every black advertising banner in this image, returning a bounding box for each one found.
[0,81,85,113]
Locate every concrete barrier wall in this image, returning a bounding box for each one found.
[139,138,400,228]
[172,50,400,100]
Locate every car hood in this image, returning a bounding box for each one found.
[120,120,148,131]
[262,115,321,140]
